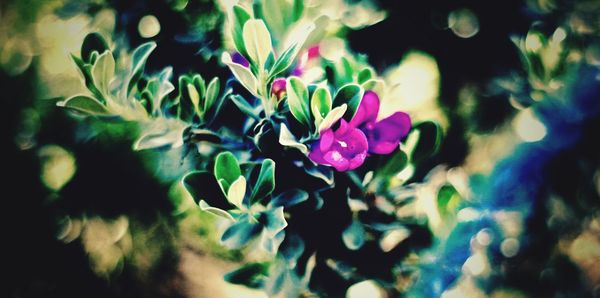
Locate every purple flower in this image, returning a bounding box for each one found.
[271,78,287,101]
[232,52,250,67]
[350,91,411,155]
[309,120,368,172]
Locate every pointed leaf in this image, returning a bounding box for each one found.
[57,95,111,116]
[286,76,310,126]
[222,52,258,97]
[250,159,276,204]
[230,94,260,120]
[279,123,308,153]
[221,213,261,249]
[91,50,115,100]
[311,86,332,129]
[204,77,220,112]
[243,19,273,69]
[127,42,157,97]
[224,262,269,289]
[230,5,252,57]
[269,189,308,208]
[199,200,235,221]
[268,22,315,79]
[333,84,364,121]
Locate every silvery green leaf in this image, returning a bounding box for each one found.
[342,220,365,250]
[269,189,308,208]
[91,50,115,101]
[250,159,276,204]
[182,171,232,210]
[261,229,285,255]
[133,119,186,150]
[230,5,252,58]
[221,213,261,249]
[260,206,287,237]
[57,95,111,116]
[187,82,201,114]
[361,78,385,95]
[278,123,308,154]
[227,176,247,209]
[230,94,260,120]
[286,76,311,127]
[222,52,258,97]
[242,19,273,69]
[214,151,242,195]
[317,104,347,132]
[126,42,157,97]
[311,87,332,130]
[199,200,235,221]
[204,77,220,113]
[357,68,373,84]
[268,22,315,79]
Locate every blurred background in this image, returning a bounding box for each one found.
[2,0,599,297]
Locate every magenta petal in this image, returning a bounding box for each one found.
[348,152,367,170]
[369,141,398,155]
[372,112,411,142]
[349,91,380,127]
[320,129,334,152]
[323,151,350,171]
[309,146,327,164]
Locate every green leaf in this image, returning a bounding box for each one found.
[279,123,308,153]
[221,213,261,248]
[133,121,186,150]
[182,171,232,210]
[91,50,115,101]
[222,52,258,97]
[377,149,408,178]
[268,22,315,79]
[57,95,111,116]
[242,19,273,69]
[126,42,157,97]
[214,151,242,195]
[342,220,365,250]
[357,68,373,84]
[250,159,276,204]
[81,32,109,63]
[227,176,247,209]
[317,104,346,133]
[231,5,252,58]
[269,189,308,208]
[224,263,269,289]
[145,67,175,115]
[259,207,287,237]
[437,185,461,219]
[230,94,260,120]
[292,0,304,22]
[199,200,235,221]
[286,76,310,126]
[187,82,201,115]
[411,121,442,162]
[361,78,385,95]
[310,86,332,129]
[333,84,364,121]
[204,77,220,113]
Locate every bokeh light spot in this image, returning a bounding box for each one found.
[448,9,479,39]
[138,15,161,38]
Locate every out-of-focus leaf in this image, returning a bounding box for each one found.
[342,220,365,250]
[411,121,442,162]
[259,206,287,236]
[224,262,269,289]
[261,229,285,255]
[269,189,308,208]
[221,213,262,249]
[268,22,315,79]
[377,149,408,178]
[230,94,260,120]
[57,95,111,116]
[437,185,461,219]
